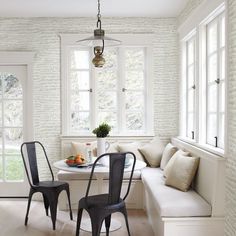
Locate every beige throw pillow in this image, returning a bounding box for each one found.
[138,137,165,167]
[163,150,190,178]
[165,155,200,192]
[160,143,178,170]
[118,142,144,161]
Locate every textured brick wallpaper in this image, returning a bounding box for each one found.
[0,17,179,177]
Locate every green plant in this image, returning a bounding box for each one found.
[92,123,111,138]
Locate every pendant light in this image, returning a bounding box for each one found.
[77,0,121,68]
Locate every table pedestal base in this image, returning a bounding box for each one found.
[80,219,121,233]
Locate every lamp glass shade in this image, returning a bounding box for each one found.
[77,35,121,47]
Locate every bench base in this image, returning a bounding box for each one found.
[144,188,224,236]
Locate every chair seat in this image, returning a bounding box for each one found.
[34,180,68,188]
[79,194,124,209]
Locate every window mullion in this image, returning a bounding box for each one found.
[90,48,96,131]
[118,47,125,135]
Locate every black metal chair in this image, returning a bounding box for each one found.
[75,152,136,236]
[20,141,73,230]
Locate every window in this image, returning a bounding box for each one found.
[61,34,153,136]
[206,13,225,149]
[185,35,197,140]
[180,5,225,152]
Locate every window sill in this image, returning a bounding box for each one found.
[177,136,224,157]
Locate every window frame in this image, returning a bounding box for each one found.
[179,3,226,155]
[60,34,154,137]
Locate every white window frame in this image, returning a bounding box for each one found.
[179,2,226,156]
[60,34,154,137]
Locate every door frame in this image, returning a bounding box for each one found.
[0,52,35,197]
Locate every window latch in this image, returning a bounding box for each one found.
[191,131,195,140]
[122,88,127,92]
[214,136,218,148]
[88,88,92,92]
[215,78,220,84]
[192,85,196,90]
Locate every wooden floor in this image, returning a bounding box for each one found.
[0,200,154,236]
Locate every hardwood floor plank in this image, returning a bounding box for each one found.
[0,201,154,236]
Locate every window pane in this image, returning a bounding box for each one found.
[71,50,89,69]
[0,130,2,152]
[5,155,24,181]
[221,50,225,79]
[71,112,90,131]
[3,74,22,99]
[188,40,194,65]
[98,91,116,110]
[0,156,2,180]
[187,113,194,138]
[71,92,90,111]
[102,48,118,70]
[188,66,194,88]
[71,71,89,90]
[5,128,23,154]
[125,49,144,70]
[126,112,143,130]
[221,16,225,47]
[207,113,217,146]
[220,82,225,112]
[98,112,117,131]
[207,21,217,54]
[126,92,144,110]
[218,114,224,148]
[208,84,217,112]
[0,101,2,126]
[188,90,194,112]
[4,100,23,127]
[126,71,144,90]
[97,70,117,90]
[208,53,217,82]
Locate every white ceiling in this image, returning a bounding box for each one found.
[0,0,189,17]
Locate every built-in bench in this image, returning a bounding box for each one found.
[57,136,225,236]
[142,137,225,236]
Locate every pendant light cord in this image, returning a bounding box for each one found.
[97,0,102,30]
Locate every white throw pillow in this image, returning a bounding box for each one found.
[160,143,178,170]
[138,137,165,167]
[118,142,144,161]
[71,141,97,158]
[165,154,200,192]
[163,150,190,178]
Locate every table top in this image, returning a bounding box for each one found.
[53,158,147,174]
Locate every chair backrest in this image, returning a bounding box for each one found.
[20,141,54,186]
[85,152,136,204]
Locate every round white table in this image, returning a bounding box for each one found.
[54,158,146,232]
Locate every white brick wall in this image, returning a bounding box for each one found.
[178,0,205,25]
[0,17,178,178]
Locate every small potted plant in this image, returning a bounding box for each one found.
[93,123,111,157]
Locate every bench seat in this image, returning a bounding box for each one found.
[142,167,211,217]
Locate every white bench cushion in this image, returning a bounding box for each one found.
[57,170,141,181]
[141,167,212,217]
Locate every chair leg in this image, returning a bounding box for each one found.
[105,215,111,236]
[47,193,59,230]
[42,194,49,216]
[25,188,34,226]
[65,187,73,220]
[89,212,104,236]
[121,207,131,236]
[75,208,83,236]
